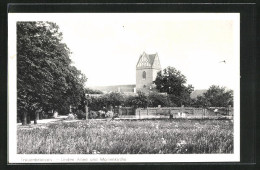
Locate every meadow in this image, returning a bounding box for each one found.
[17,119,233,154]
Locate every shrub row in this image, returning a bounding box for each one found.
[87,91,174,112]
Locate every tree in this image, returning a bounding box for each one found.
[85,88,103,94]
[103,92,125,107]
[88,97,104,111]
[154,66,194,106]
[191,85,233,107]
[147,92,173,107]
[17,22,86,124]
[87,92,125,111]
[125,91,148,108]
[203,85,233,107]
[191,96,210,108]
[77,88,103,113]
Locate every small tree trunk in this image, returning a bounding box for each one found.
[228,105,232,116]
[34,112,39,124]
[169,109,173,119]
[39,112,42,120]
[22,112,27,125]
[26,112,31,124]
[85,106,88,120]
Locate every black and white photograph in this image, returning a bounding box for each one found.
[8,13,240,163]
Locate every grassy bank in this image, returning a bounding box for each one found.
[17,119,233,154]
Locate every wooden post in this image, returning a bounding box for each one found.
[39,112,43,120]
[158,105,161,116]
[169,109,173,119]
[22,112,27,125]
[147,108,149,115]
[228,105,232,116]
[180,105,184,117]
[34,111,39,124]
[26,112,31,124]
[69,105,72,113]
[85,105,89,120]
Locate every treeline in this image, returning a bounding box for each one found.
[17,22,86,125]
[192,85,233,108]
[86,85,233,112]
[86,91,170,111]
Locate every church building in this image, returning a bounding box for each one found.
[136,52,161,92]
[90,52,161,94]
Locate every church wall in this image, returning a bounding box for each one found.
[136,68,160,91]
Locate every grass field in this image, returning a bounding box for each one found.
[17,119,233,154]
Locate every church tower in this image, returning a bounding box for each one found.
[136,52,161,92]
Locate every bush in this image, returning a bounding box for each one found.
[85,88,103,94]
[106,111,114,118]
[98,110,106,118]
[148,92,173,107]
[104,92,125,107]
[88,92,126,111]
[67,113,76,120]
[89,111,99,119]
[88,110,117,119]
[75,110,86,120]
[124,91,148,108]
[88,97,106,111]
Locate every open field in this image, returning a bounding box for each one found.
[17,119,233,154]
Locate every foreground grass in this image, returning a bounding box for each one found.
[17,119,233,154]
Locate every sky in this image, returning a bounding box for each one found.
[10,13,240,90]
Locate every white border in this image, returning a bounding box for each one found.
[8,13,240,163]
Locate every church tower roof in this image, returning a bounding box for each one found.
[136,52,161,70]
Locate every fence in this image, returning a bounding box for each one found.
[114,107,135,116]
[116,106,233,119]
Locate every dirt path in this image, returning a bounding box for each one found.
[17,115,68,126]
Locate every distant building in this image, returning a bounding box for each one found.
[90,84,136,94]
[89,52,161,94]
[136,52,161,92]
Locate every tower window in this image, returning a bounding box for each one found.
[142,71,146,80]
